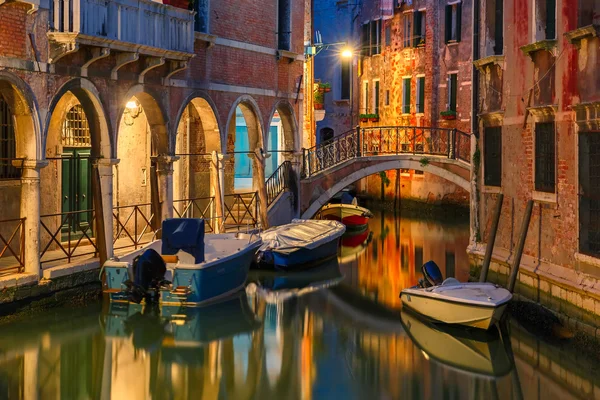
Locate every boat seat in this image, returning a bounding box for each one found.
[441,277,461,286]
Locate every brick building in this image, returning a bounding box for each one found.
[356,0,472,205]
[0,0,305,282]
[471,1,600,325]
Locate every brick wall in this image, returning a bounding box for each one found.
[0,3,29,59]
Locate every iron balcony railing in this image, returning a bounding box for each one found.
[0,217,25,273]
[173,196,216,232]
[302,126,472,178]
[223,192,259,230]
[40,209,98,266]
[266,161,293,206]
[113,203,156,251]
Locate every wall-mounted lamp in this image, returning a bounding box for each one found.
[124,99,142,126]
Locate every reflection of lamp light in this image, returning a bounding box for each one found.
[123,99,142,126]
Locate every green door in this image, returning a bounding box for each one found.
[61,148,93,240]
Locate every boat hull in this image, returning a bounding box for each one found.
[267,237,340,270]
[400,291,508,330]
[320,204,371,228]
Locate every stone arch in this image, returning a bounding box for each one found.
[173,92,222,204]
[45,78,112,159]
[266,100,298,153]
[0,71,42,160]
[301,159,471,218]
[116,84,170,156]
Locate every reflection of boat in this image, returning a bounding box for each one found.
[257,219,345,269]
[400,261,512,330]
[103,218,262,306]
[248,258,343,302]
[103,291,261,363]
[400,309,513,378]
[338,230,372,265]
[318,203,373,229]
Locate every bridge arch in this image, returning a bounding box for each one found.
[301,158,470,219]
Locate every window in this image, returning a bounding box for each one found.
[485,0,503,55]
[385,24,392,47]
[579,132,600,256]
[341,59,350,100]
[374,81,380,115]
[484,126,502,186]
[363,82,369,113]
[413,10,426,47]
[578,1,600,28]
[0,96,19,180]
[448,73,457,111]
[62,105,91,147]
[445,2,462,43]
[534,122,555,193]
[534,0,556,40]
[320,127,334,144]
[361,20,381,56]
[195,0,209,33]
[402,78,411,114]
[385,90,390,106]
[278,0,292,50]
[403,13,412,48]
[416,76,425,113]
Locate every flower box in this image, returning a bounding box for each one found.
[314,103,324,110]
[440,110,457,120]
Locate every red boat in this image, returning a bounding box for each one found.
[318,203,373,229]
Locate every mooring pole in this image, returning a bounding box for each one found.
[480,193,504,282]
[507,200,534,293]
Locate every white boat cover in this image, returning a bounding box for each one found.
[403,282,512,307]
[259,219,346,255]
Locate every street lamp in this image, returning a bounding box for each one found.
[341,48,353,59]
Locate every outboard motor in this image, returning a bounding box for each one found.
[419,260,444,288]
[126,248,167,304]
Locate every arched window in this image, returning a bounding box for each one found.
[62,105,91,147]
[0,95,18,180]
[320,127,334,144]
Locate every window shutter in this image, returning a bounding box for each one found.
[445,5,452,43]
[456,2,462,42]
[546,0,556,39]
[407,78,411,113]
[413,11,420,47]
[418,77,425,113]
[449,74,457,111]
[494,0,503,54]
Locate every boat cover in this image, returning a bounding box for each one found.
[162,218,205,263]
[259,219,345,255]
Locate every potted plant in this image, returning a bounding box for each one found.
[359,113,370,123]
[440,110,457,120]
[314,91,324,110]
[368,113,380,122]
[317,82,331,93]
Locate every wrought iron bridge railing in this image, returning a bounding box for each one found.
[302,126,472,178]
[266,161,292,206]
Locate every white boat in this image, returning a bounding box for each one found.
[400,261,512,330]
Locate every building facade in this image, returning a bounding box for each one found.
[472,0,600,326]
[356,0,473,205]
[0,0,305,282]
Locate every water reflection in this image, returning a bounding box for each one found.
[0,211,597,399]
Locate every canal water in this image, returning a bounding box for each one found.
[0,210,598,399]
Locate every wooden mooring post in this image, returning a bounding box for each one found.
[479,193,504,282]
[507,200,534,293]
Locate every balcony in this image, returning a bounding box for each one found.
[48,0,195,79]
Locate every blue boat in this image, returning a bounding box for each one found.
[257,219,345,270]
[103,218,262,307]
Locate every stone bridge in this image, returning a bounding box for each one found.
[299,126,474,218]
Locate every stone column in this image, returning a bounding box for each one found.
[18,160,47,278]
[93,159,119,261]
[469,134,480,245]
[250,148,269,229]
[155,155,178,223]
[209,151,226,233]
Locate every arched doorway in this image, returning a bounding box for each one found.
[0,75,40,273]
[172,95,221,227]
[266,101,297,177]
[43,80,112,266]
[114,90,169,248]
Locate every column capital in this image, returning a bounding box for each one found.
[93,158,120,168]
[14,159,48,170]
[152,155,180,165]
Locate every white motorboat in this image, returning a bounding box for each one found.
[400,261,512,330]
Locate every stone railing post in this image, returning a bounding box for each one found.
[154,155,178,224]
[17,160,47,278]
[93,158,119,261]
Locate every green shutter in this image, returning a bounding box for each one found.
[403,78,411,114]
[418,77,425,113]
[456,3,462,42]
[413,11,420,47]
[450,74,457,111]
[445,5,451,43]
[546,0,556,39]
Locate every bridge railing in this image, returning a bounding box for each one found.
[266,160,293,206]
[302,126,471,178]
